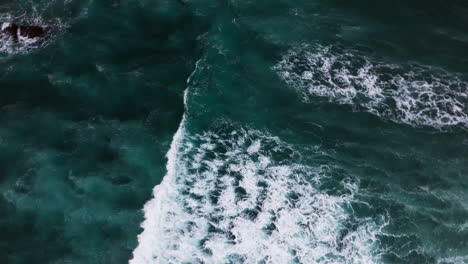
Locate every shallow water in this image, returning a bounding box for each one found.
[1,1,467,264]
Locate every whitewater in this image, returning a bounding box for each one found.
[131,57,388,263]
[130,41,468,263]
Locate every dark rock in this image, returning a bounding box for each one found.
[2,23,48,40]
[19,25,45,38]
[2,23,18,40]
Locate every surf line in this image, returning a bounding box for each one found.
[129,59,202,264]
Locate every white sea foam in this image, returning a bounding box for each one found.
[130,54,386,263]
[130,114,187,264]
[130,77,191,264]
[274,45,468,129]
[131,123,385,263]
[130,59,197,263]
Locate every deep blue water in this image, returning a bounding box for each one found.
[1,1,467,263]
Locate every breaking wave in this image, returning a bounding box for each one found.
[274,45,468,129]
[131,121,386,263]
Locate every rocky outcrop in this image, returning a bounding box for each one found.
[2,23,47,41]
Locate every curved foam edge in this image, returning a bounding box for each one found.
[129,114,187,264]
[130,60,201,263]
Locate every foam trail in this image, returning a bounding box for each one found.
[130,60,199,263]
[130,114,186,264]
[274,45,468,129]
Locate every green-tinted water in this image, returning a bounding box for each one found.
[1,1,467,263]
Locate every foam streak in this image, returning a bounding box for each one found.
[274,45,468,129]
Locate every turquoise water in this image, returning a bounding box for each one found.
[1,1,467,263]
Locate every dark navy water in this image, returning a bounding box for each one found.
[1,1,467,263]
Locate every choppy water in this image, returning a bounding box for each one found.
[1,1,467,264]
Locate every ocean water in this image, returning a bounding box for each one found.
[1,1,467,264]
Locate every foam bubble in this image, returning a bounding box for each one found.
[437,255,468,264]
[274,45,468,129]
[1,22,11,31]
[131,125,385,264]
